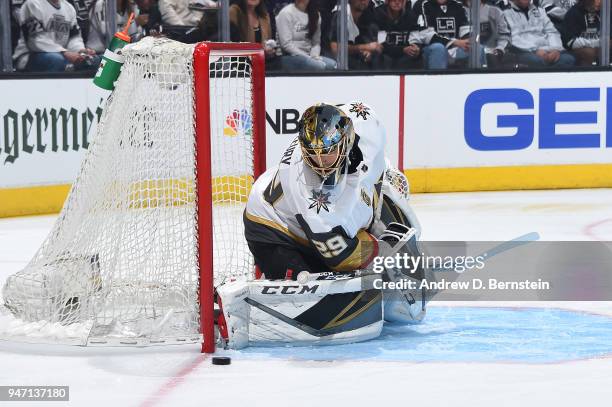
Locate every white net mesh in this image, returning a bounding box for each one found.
[0,38,256,346]
[209,54,256,288]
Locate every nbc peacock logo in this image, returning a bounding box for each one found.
[223,108,252,137]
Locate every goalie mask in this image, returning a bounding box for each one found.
[298,104,355,184]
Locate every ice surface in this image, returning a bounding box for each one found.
[235,307,612,363]
[1,189,612,407]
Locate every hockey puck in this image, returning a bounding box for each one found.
[212,356,231,366]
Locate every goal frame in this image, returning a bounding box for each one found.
[193,42,266,353]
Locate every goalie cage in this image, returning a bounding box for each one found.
[0,38,266,353]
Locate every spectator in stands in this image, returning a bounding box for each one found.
[410,0,485,69]
[463,0,506,68]
[499,0,575,67]
[67,0,95,45]
[562,0,608,66]
[134,0,163,35]
[374,0,421,69]
[329,0,385,69]
[229,0,279,68]
[276,0,337,70]
[265,0,291,39]
[541,0,576,32]
[87,0,140,54]
[229,0,277,55]
[492,0,511,10]
[19,0,99,72]
[159,0,213,26]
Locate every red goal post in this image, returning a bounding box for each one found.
[194,43,266,353]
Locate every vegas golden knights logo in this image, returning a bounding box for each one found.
[308,189,331,213]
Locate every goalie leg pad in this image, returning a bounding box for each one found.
[216,276,383,349]
[216,281,250,349]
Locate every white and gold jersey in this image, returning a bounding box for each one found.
[245,102,387,271]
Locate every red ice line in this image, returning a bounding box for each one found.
[582,218,612,241]
[139,355,208,407]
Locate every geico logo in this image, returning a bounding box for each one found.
[261,285,319,294]
[464,88,612,151]
[266,109,300,135]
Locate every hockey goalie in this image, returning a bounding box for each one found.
[218,102,438,349]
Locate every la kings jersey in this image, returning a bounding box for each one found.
[245,102,386,272]
[67,0,95,43]
[412,0,470,46]
[562,4,602,50]
[20,0,85,53]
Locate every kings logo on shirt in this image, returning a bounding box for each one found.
[47,14,70,37]
[436,17,456,37]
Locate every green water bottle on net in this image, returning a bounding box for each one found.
[93,13,134,90]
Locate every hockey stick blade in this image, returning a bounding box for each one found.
[431,231,541,274]
[297,226,417,284]
[297,231,540,283]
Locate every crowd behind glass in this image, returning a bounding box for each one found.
[1,0,610,73]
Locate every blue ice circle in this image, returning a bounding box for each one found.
[233,307,612,363]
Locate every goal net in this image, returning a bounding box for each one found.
[0,38,266,352]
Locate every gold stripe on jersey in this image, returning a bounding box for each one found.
[332,230,379,272]
[244,212,309,246]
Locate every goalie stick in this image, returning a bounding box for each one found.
[296,223,415,284]
[296,230,541,283]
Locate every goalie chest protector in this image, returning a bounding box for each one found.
[246,101,387,242]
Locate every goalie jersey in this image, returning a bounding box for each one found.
[245,102,387,274]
